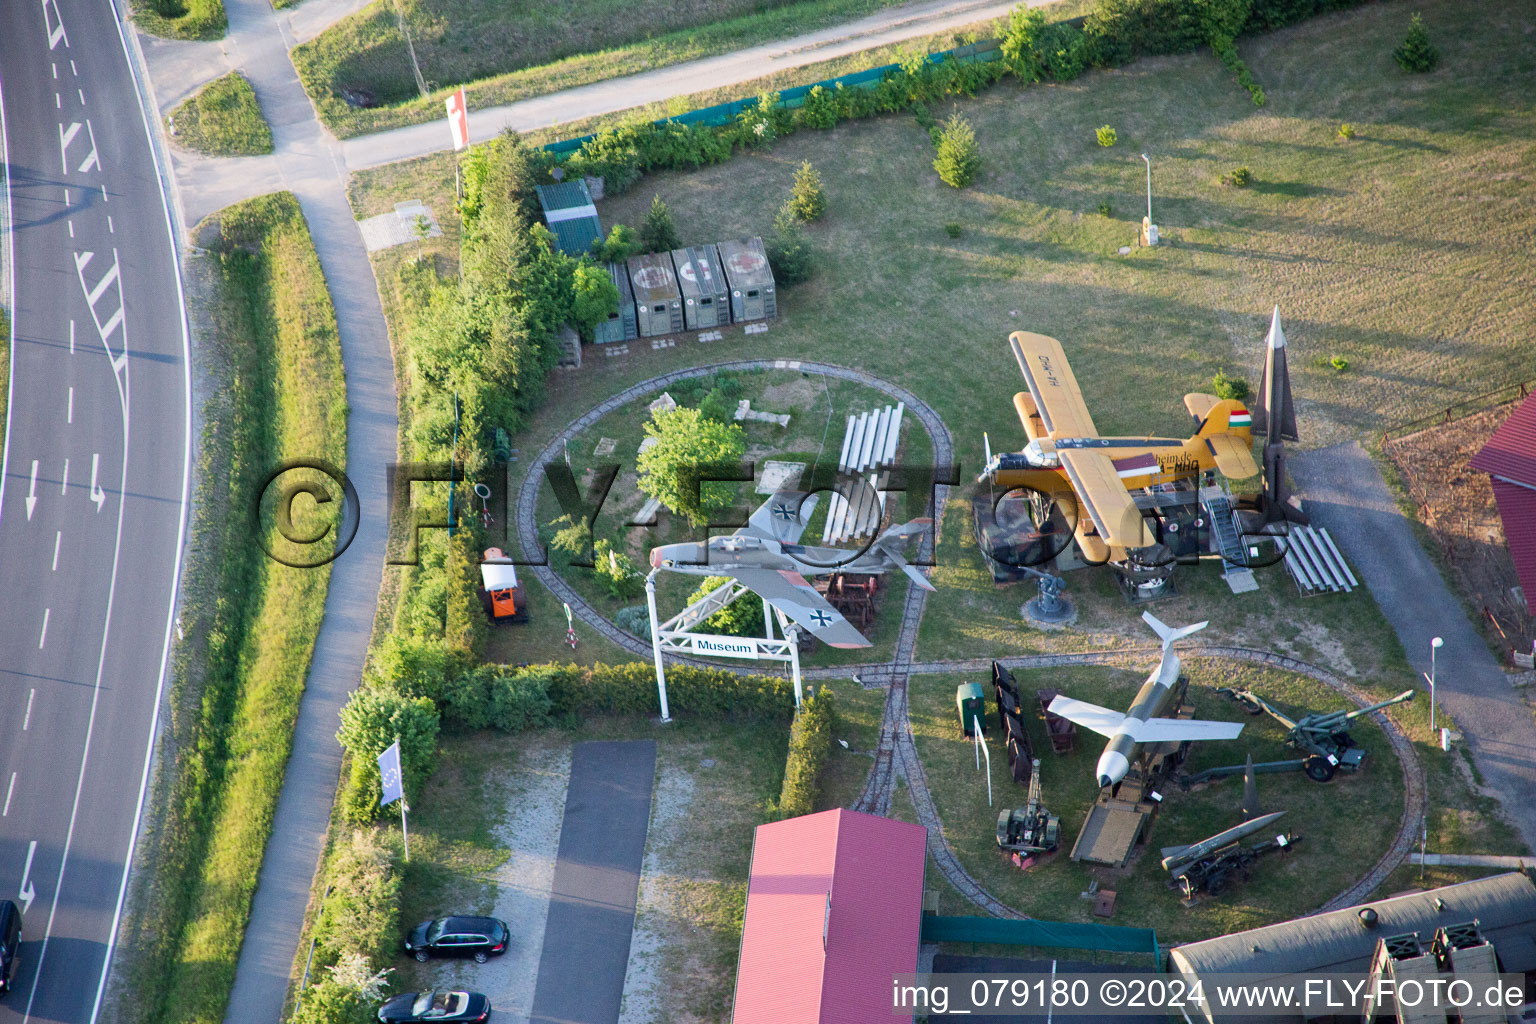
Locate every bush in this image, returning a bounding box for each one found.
[944,222,963,238]
[1097,200,1113,217]
[639,194,680,253]
[615,605,652,639]
[336,687,441,822]
[1212,369,1251,401]
[1221,166,1252,187]
[698,387,736,424]
[797,85,841,130]
[291,978,373,1024]
[1337,122,1356,139]
[788,161,827,221]
[528,661,793,722]
[367,633,457,702]
[593,538,645,601]
[1393,13,1438,73]
[1330,355,1349,371]
[596,223,640,263]
[312,830,401,969]
[777,688,836,819]
[1096,124,1118,147]
[933,113,981,188]
[766,203,814,286]
[571,260,621,339]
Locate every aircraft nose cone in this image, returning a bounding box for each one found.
[649,548,661,568]
[1097,775,1113,789]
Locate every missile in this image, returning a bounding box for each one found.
[1160,810,1287,875]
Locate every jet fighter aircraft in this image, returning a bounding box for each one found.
[648,491,932,648]
[1048,612,1245,789]
[978,332,1261,563]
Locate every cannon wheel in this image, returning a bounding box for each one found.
[1304,755,1337,782]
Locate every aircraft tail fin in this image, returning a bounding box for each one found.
[1195,398,1254,439]
[874,520,935,591]
[1142,611,1208,649]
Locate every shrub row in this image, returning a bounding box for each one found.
[777,688,837,820]
[553,0,1373,191]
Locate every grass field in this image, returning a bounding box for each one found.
[119,193,345,1024]
[167,72,274,157]
[130,0,226,40]
[295,0,935,137]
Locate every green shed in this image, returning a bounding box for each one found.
[534,180,603,256]
[957,683,986,736]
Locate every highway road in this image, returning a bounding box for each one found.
[0,0,191,1021]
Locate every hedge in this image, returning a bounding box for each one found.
[310,829,402,972]
[777,688,837,819]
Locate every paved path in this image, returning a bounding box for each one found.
[127,0,402,1020]
[1291,442,1536,854]
[529,742,656,1024]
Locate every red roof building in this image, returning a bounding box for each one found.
[732,808,928,1024]
[1470,391,1536,612]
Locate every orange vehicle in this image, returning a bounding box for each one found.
[480,549,527,622]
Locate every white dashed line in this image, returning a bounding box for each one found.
[38,610,50,650]
[70,59,78,75]
[55,94,61,109]
[52,531,61,570]
[63,188,69,205]
[61,458,69,494]
[52,63,57,80]
[68,220,74,238]
[3,774,14,817]
[24,690,35,731]
[67,386,73,423]
[107,216,114,234]
[69,318,75,353]
[77,88,85,105]
[100,183,107,202]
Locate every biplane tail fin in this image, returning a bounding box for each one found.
[1194,398,1254,439]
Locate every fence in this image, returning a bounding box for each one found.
[541,39,1003,157]
[921,915,1161,964]
[1379,377,1533,445]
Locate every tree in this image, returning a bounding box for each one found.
[292,954,392,1024]
[933,113,981,188]
[636,407,747,527]
[597,223,639,263]
[547,512,594,565]
[412,214,432,260]
[336,687,440,821]
[570,260,620,338]
[639,194,680,253]
[593,539,644,600]
[1000,6,1048,80]
[686,576,766,637]
[788,161,827,221]
[766,202,814,286]
[1393,13,1438,72]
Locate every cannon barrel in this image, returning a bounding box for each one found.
[1341,689,1417,721]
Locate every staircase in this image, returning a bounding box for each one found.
[1200,487,1258,594]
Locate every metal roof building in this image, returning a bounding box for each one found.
[1469,391,1536,609]
[717,237,777,322]
[671,244,730,330]
[732,808,927,1024]
[1167,873,1536,1023]
[626,252,683,337]
[592,261,637,344]
[534,180,603,256]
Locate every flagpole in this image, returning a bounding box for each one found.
[400,799,411,863]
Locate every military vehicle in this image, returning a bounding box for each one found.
[1161,811,1301,898]
[996,759,1060,855]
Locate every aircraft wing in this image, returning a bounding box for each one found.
[1205,434,1260,480]
[1010,332,1100,438]
[1057,448,1157,548]
[1046,696,1126,739]
[1123,717,1245,743]
[730,566,871,648]
[745,491,820,545]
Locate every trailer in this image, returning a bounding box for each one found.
[592,261,637,344]
[671,244,730,329]
[626,252,683,337]
[716,237,776,322]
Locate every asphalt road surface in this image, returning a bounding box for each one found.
[530,741,655,1024]
[0,1,190,1022]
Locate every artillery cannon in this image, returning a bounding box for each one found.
[1179,688,1416,786]
[996,759,1060,855]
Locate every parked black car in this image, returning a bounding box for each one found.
[377,989,490,1023]
[0,900,20,994]
[403,917,509,963]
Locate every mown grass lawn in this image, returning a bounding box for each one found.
[167,72,273,157]
[130,0,226,40]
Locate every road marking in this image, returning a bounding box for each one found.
[19,843,37,915]
[61,457,69,494]
[73,249,129,372]
[26,460,37,519]
[63,187,69,205]
[58,119,100,175]
[52,63,57,80]
[79,120,100,173]
[68,386,73,422]
[77,88,85,106]
[38,609,50,649]
[90,454,105,511]
[69,318,75,353]
[52,532,61,570]
[70,60,78,75]
[3,775,13,816]
[55,94,60,110]
[41,0,68,48]
[68,220,74,238]
[107,215,114,234]
[24,690,35,730]
[100,182,107,203]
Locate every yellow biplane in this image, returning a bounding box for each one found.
[979,332,1260,563]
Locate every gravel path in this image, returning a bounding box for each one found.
[527,366,1423,919]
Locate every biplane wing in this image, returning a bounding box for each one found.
[1057,448,1158,548]
[1204,434,1260,480]
[1009,332,1100,439]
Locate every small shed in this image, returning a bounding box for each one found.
[534,180,603,256]
[957,683,986,735]
[1167,872,1536,1024]
[626,252,683,338]
[592,261,637,344]
[732,808,927,1024]
[671,244,730,330]
[717,237,777,322]
[1469,390,1536,613]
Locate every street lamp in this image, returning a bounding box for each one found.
[1429,636,1443,737]
[1142,153,1152,224]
